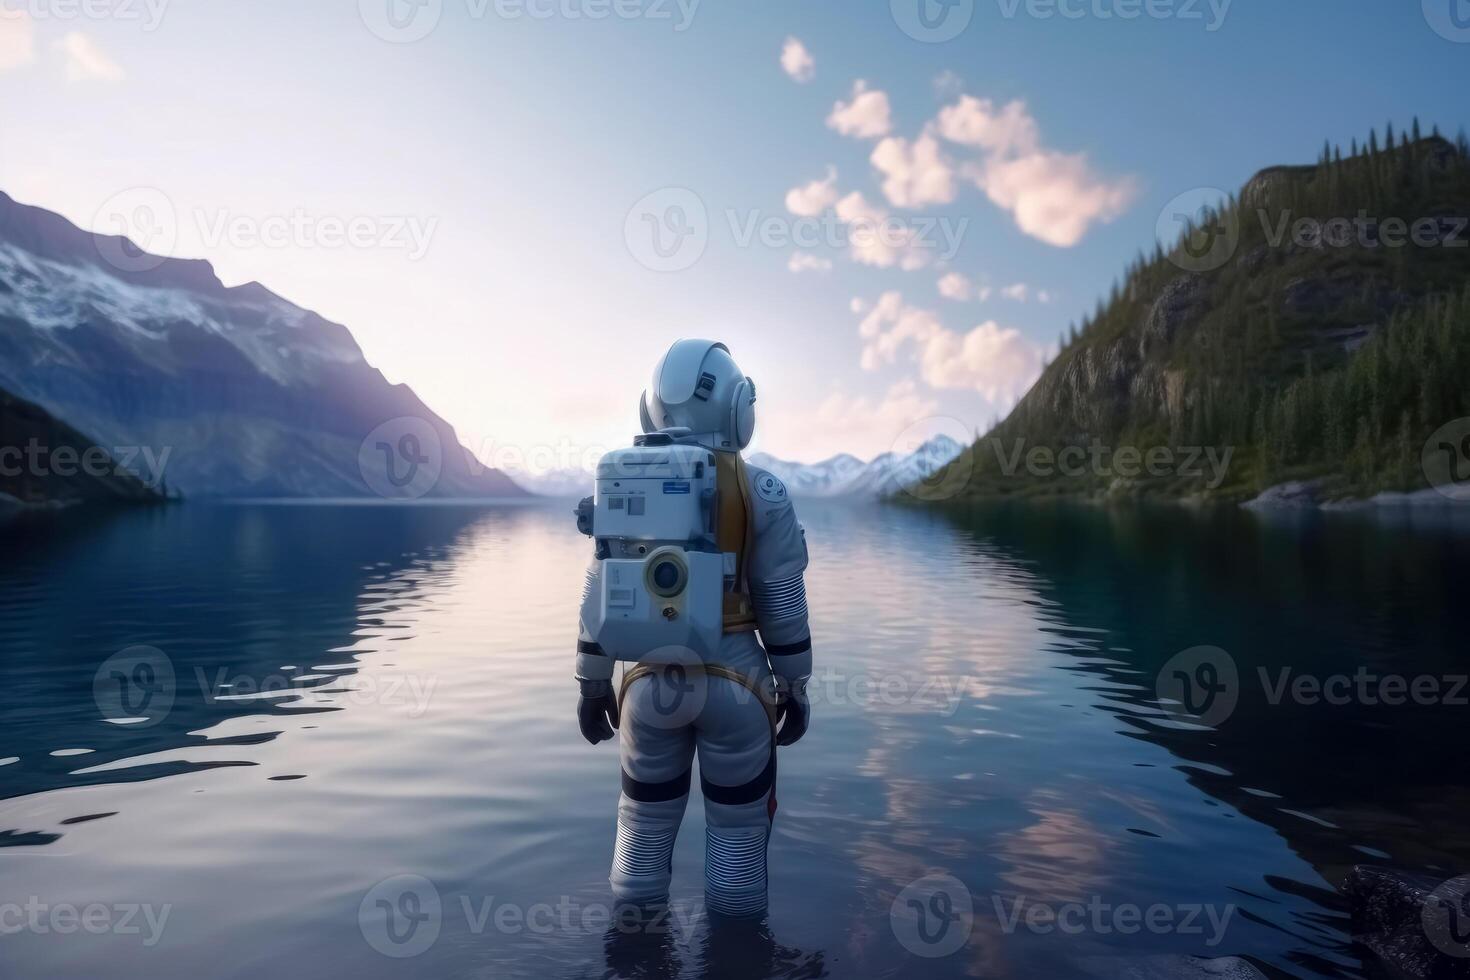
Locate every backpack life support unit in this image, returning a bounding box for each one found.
[576,430,756,664]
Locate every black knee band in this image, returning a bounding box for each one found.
[622,767,692,803]
[700,752,776,806]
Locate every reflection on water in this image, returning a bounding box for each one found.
[0,500,1466,979]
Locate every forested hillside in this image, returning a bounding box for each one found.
[937,125,1470,502]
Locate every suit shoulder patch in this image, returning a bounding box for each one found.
[753,471,789,504]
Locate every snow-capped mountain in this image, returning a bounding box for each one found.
[509,436,967,499]
[745,451,868,497]
[750,434,966,499]
[0,190,522,498]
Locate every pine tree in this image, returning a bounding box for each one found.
[1397,411,1414,489]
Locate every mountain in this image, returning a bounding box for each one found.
[1,385,167,509]
[928,129,1470,503]
[505,437,964,500]
[745,451,867,497]
[0,191,523,499]
[504,466,595,498]
[751,435,964,498]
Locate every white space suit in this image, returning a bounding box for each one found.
[574,340,813,917]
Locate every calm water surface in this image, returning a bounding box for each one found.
[1,500,1467,979]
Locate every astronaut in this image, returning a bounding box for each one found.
[574,339,813,917]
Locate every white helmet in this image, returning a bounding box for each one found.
[639,340,756,452]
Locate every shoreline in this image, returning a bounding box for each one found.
[898,480,1470,515]
[1242,481,1470,512]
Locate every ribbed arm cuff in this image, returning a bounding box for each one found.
[575,641,615,682]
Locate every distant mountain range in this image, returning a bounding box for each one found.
[510,435,965,499]
[751,435,965,498]
[0,190,522,499]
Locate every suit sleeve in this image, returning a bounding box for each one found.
[746,470,813,682]
[574,559,615,682]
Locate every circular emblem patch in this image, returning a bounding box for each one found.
[755,473,788,503]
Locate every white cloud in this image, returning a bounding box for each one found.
[971,149,1137,248]
[933,70,964,99]
[827,80,892,139]
[936,95,1136,247]
[54,32,125,83]
[858,291,1046,404]
[938,272,973,301]
[780,36,815,83]
[0,11,36,72]
[834,191,930,271]
[787,252,833,274]
[938,273,995,303]
[997,283,1051,303]
[870,129,955,209]
[850,297,868,314]
[812,378,941,451]
[936,96,1040,156]
[858,290,946,366]
[921,320,1048,402]
[784,166,839,216]
[759,375,944,462]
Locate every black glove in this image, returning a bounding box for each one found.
[577,679,619,745]
[774,679,810,747]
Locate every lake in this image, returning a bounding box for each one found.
[1,499,1467,979]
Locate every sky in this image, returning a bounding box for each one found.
[2,0,1468,471]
